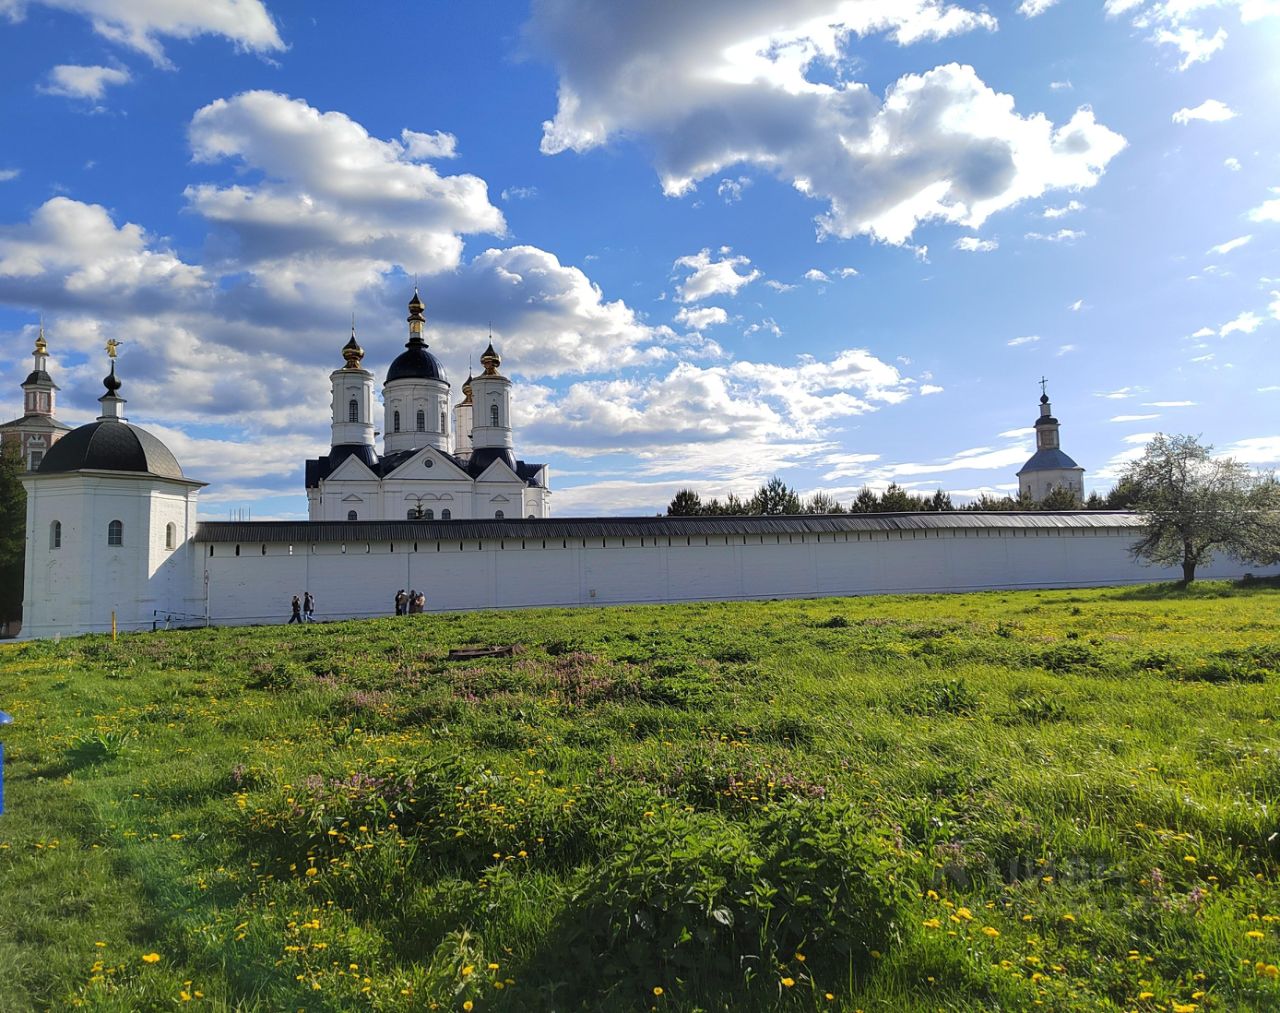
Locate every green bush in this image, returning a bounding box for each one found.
[549,799,904,1006]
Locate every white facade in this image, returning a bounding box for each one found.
[1017,389,1086,503]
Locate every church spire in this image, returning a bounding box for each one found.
[97,345,127,422]
[406,287,427,346]
[341,318,365,369]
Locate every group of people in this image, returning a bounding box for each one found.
[395,589,426,615]
[288,592,316,624]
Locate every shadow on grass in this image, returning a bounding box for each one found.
[1109,575,1280,601]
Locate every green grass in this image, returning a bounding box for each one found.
[2,579,1280,1011]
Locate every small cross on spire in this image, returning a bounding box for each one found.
[1039,376,1048,397]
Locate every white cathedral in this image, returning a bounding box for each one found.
[306,289,550,522]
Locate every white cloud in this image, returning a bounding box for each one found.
[1157,27,1227,70]
[1049,80,1072,90]
[1042,200,1084,218]
[1056,343,1077,355]
[1219,310,1262,336]
[999,427,1035,438]
[835,267,859,278]
[1207,235,1252,255]
[1248,189,1280,223]
[1095,386,1135,399]
[1110,413,1160,422]
[39,64,130,101]
[3,0,284,66]
[500,185,539,201]
[745,318,782,337]
[1224,157,1242,171]
[1190,326,1215,338]
[919,383,944,395]
[1258,385,1280,392]
[804,268,829,282]
[0,169,18,182]
[1025,228,1084,242]
[673,248,760,302]
[954,236,998,252]
[185,91,505,307]
[1272,290,1280,321]
[1143,400,1195,407]
[674,305,729,331]
[532,3,1125,245]
[1222,435,1280,465]
[1018,0,1060,15]
[1068,298,1084,311]
[763,279,796,292]
[1094,431,1158,479]
[827,441,1032,483]
[1007,334,1040,346]
[717,176,752,203]
[1173,99,1237,125]
[400,129,458,160]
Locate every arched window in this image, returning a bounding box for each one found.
[165,522,176,549]
[424,508,434,520]
[347,510,358,521]
[107,519,123,546]
[393,410,401,433]
[490,404,499,427]
[50,520,61,549]
[348,399,359,422]
[494,510,504,519]
[440,410,447,432]
[441,508,451,520]
[407,508,419,520]
[416,409,425,431]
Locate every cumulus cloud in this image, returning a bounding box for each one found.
[500,185,539,201]
[1018,0,1060,16]
[1007,334,1040,346]
[1207,235,1251,255]
[1110,1,1277,70]
[1158,26,1227,69]
[185,91,504,307]
[955,236,997,252]
[0,169,20,182]
[674,305,729,331]
[39,64,130,101]
[1222,435,1280,465]
[400,129,458,160]
[1,0,284,66]
[1042,200,1084,218]
[1219,310,1262,336]
[673,248,760,302]
[1224,157,1242,171]
[531,3,1125,245]
[717,176,752,203]
[835,267,859,277]
[1172,99,1236,124]
[1248,189,1280,223]
[804,268,829,282]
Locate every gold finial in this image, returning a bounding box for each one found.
[34,321,47,356]
[342,320,365,369]
[105,338,120,359]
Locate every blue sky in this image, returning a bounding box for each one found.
[1,0,1277,517]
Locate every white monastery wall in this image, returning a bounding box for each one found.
[192,523,1276,627]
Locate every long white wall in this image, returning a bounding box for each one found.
[195,524,1275,626]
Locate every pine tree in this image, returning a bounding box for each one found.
[667,489,704,516]
[0,443,26,629]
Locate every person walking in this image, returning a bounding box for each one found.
[303,591,315,623]
[395,589,407,616]
[407,589,420,615]
[288,594,302,623]
[414,590,426,614]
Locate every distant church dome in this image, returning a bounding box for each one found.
[385,288,448,384]
[38,362,185,479]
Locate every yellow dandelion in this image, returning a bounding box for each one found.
[1138,991,1154,1000]
[305,867,318,877]
[795,953,806,962]
[462,1002,473,1012]
[1247,930,1266,940]
[1061,913,1075,922]
[653,986,664,996]
[923,918,941,929]
[983,926,1000,937]
[461,964,474,976]
[141,953,161,964]
[955,907,974,921]
[781,977,796,987]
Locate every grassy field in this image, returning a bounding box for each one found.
[1,580,1279,1011]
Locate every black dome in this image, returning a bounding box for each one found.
[38,420,184,479]
[386,341,448,384]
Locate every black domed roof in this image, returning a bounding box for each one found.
[386,341,448,384]
[38,420,184,479]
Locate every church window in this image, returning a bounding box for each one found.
[347,510,358,521]
[416,409,425,431]
[165,522,176,549]
[393,410,401,432]
[108,519,123,546]
[348,399,359,422]
[441,509,451,520]
[494,510,504,519]
[440,410,447,432]
[29,450,43,470]
[490,404,499,427]
[424,508,434,520]
[50,520,61,549]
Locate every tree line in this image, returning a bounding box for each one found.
[667,476,1141,516]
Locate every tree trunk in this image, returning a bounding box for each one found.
[1181,555,1196,585]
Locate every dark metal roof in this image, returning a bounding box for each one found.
[23,369,57,388]
[0,414,73,432]
[1017,447,1083,474]
[38,419,185,479]
[196,511,1144,543]
[385,340,448,384]
[306,443,544,488]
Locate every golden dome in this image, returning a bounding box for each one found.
[480,342,501,375]
[342,326,364,369]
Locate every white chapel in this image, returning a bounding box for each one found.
[305,289,550,521]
